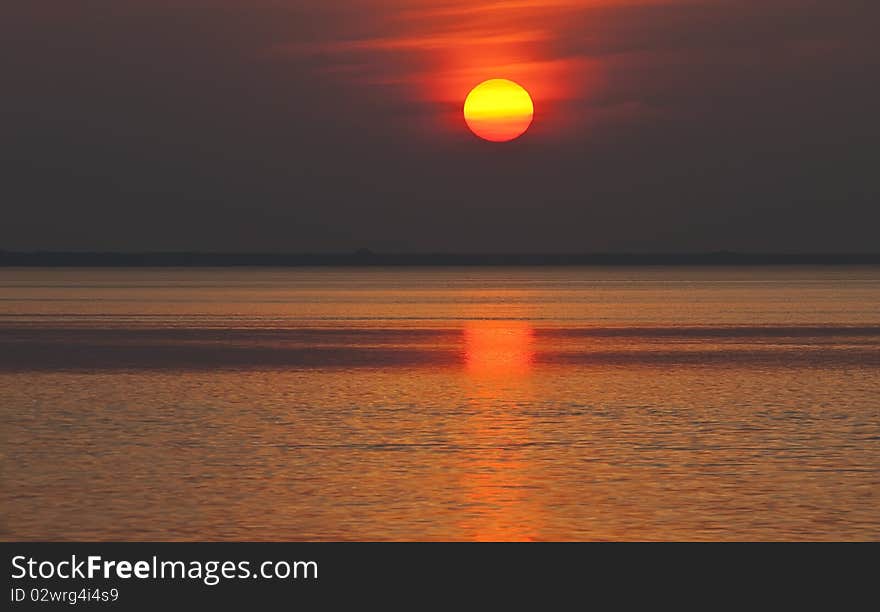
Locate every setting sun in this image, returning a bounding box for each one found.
[463,79,534,142]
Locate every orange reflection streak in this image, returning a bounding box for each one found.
[464,321,534,377]
[458,321,543,541]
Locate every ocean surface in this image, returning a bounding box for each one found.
[1,267,878,540]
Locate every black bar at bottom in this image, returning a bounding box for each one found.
[1,543,872,609]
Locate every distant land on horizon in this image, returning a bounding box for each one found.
[2,250,880,267]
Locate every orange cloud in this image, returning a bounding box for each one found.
[265,0,877,141]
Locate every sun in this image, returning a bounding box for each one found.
[463,79,534,142]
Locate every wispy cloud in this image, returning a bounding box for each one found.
[277,29,548,56]
[266,0,879,127]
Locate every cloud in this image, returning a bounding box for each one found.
[269,0,879,117]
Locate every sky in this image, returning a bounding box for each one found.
[2,1,878,252]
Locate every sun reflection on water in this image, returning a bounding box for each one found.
[460,320,543,540]
[464,320,534,377]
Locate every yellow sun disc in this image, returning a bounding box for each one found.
[463,79,534,142]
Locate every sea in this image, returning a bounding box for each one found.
[1,266,878,540]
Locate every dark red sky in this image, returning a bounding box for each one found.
[3,1,878,252]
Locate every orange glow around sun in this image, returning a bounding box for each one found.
[463,79,534,142]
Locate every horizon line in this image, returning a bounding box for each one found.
[2,250,880,267]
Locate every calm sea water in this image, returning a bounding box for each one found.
[1,267,878,540]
